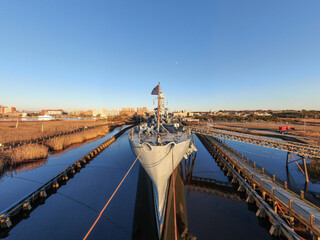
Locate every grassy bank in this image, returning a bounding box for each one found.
[1,144,49,163]
[0,119,109,144]
[0,124,111,164]
[209,120,320,146]
[46,126,109,151]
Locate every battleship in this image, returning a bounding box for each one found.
[129,83,196,238]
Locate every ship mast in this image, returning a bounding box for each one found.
[157,82,160,132]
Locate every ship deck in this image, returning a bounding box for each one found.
[129,127,190,145]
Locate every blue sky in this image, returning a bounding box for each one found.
[0,0,319,111]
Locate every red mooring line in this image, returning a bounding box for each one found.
[83,149,142,240]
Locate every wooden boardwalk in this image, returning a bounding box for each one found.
[200,134,320,239]
[189,125,320,158]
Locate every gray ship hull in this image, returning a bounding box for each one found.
[129,134,190,238]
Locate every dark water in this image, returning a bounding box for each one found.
[1,127,139,239]
[0,130,295,239]
[0,126,125,213]
[182,135,272,240]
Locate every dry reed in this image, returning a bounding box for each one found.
[216,120,320,146]
[0,119,109,144]
[46,126,109,151]
[4,144,49,163]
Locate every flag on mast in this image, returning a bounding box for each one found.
[151,84,161,95]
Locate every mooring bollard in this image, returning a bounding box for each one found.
[76,162,81,169]
[39,190,47,198]
[69,167,76,175]
[0,216,12,229]
[62,174,68,181]
[52,181,59,189]
[81,158,87,165]
[22,201,32,211]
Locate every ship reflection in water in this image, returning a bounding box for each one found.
[132,164,195,240]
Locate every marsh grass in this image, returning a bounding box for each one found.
[213,120,320,146]
[4,144,49,163]
[0,120,108,144]
[0,123,110,164]
[46,126,109,151]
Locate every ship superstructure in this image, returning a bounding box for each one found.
[129,83,196,238]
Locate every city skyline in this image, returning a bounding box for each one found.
[1,1,319,111]
[1,104,319,113]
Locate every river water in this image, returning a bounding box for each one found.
[2,128,314,239]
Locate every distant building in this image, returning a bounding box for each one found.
[93,109,107,117]
[137,107,149,116]
[93,109,119,117]
[41,109,63,115]
[83,110,93,116]
[173,110,193,117]
[1,106,16,114]
[120,108,135,116]
[253,112,271,116]
[106,109,119,116]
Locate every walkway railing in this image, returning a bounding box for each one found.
[189,125,320,158]
[198,133,320,239]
